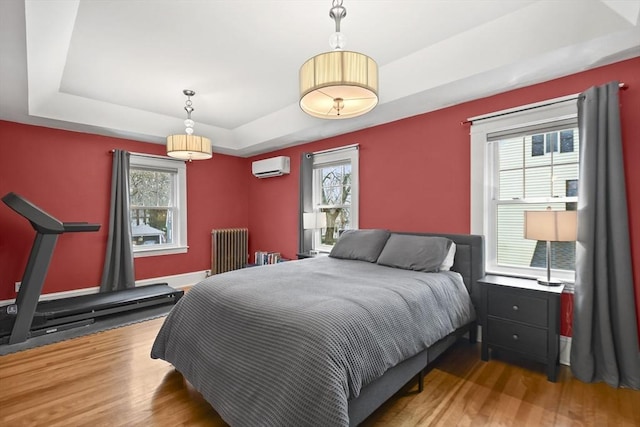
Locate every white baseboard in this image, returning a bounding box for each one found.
[134,270,206,290]
[0,270,208,306]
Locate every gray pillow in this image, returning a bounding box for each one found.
[329,229,391,262]
[377,234,452,272]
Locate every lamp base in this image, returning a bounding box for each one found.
[536,277,563,286]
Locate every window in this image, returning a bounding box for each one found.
[129,154,187,257]
[531,134,545,156]
[560,130,575,153]
[311,147,359,252]
[470,98,578,282]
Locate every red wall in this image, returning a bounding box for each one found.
[247,57,640,336]
[1,58,638,336]
[0,122,249,300]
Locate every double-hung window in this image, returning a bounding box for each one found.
[129,154,188,257]
[311,146,359,252]
[470,99,578,283]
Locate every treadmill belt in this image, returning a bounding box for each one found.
[35,283,182,319]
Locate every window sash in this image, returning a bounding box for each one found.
[494,131,579,202]
[130,206,175,246]
[129,172,175,208]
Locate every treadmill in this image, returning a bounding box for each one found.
[0,192,183,345]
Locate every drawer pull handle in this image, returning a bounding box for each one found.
[512,334,519,340]
[512,305,519,311]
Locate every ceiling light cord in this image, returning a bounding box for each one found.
[183,89,195,135]
[329,0,347,50]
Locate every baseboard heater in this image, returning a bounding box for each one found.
[0,283,183,344]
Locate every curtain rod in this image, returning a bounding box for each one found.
[462,82,628,126]
[109,150,184,162]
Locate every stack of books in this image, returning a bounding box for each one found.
[254,251,282,265]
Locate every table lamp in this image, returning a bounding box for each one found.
[524,207,577,285]
[303,212,327,230]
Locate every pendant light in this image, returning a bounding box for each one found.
[299,0,378,119]
[166,90,212,161]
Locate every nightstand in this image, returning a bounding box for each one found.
[478,275,564,382]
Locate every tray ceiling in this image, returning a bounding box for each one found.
[1,0,638,156]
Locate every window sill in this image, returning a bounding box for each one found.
[133,245,188,258]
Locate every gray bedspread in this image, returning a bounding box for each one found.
[151,256,475,427]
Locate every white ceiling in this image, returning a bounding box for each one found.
[1,0,639,157]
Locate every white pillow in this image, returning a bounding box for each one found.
[439,242,456,271]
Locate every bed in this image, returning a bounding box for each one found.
[151,231,485,426]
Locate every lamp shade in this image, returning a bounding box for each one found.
[303,212,328,229]
[524,210,577,242]
[166,134,212,161]
[300,50,378,119]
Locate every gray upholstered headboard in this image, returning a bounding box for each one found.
[394,232,485,309]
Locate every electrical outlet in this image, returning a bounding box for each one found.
[15,281,21,292]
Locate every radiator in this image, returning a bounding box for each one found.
[211,228,249,275]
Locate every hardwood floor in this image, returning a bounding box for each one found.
[1,318,637,427]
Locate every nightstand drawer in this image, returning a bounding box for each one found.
[486,318,547,359]
[487,288,548,327]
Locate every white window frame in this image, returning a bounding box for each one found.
[470,97,577,283]
[129,154,188,257]
[311,146,359,253]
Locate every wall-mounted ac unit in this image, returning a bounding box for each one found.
[252,156,290,178]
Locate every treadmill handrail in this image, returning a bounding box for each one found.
[2,193,100,234]
[2,192,64,234]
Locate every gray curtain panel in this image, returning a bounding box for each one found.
[299,153,313,253]
[571,81,640,389]
[100,150,136,292]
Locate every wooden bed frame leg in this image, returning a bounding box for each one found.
[418,370,424,393]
